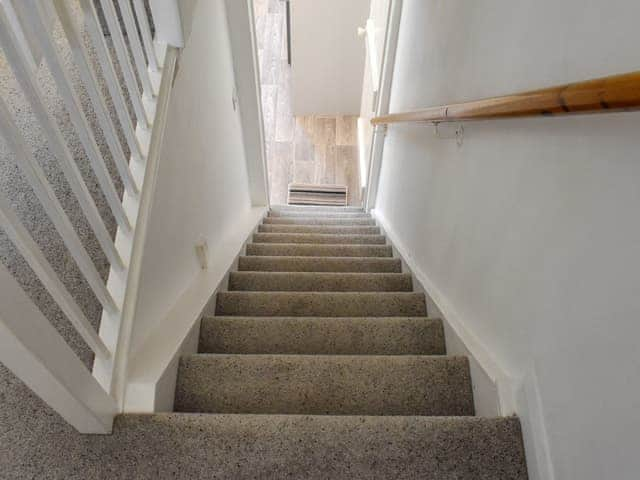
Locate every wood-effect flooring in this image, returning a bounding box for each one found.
[254,0,361,206]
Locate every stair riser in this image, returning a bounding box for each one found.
[228,272,412,292]
[259,225,381,234]
[271,205,364,213]
[253,233,386,245]
[199,317,446,355]
[272,204,363,210]
[264,217,376,226]
[107,415,527,480]
[175,355,473,416]
[246,244,393,257]
[215,292,427,317]
[237,256,402,273]
[268,212,371,218]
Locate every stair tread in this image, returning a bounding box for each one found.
[253,232,386,244]
[259,224,380,234]
[228,271,412,291]
[271,205,364,212]
[96,414,526,479]
[268,210,370,217]
[246,243,392,257]
[238,255,402,272]
[215,291,427,316]
[199,316,445,354]
[264,217,376,225]
[175,354,473,416]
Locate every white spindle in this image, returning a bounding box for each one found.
[99,0,151,128]
[50,0,140,198]
[133,0,160,72]
[0,0,39,71]
[0,96,118,314]
[0,8,125,276]
[0,0,181,433]
[118,0,155,96]
[106,45,178,409]
[76,0,145,163]
[17,1,132,232]
[0,263,116,434]
[0,193,110,359]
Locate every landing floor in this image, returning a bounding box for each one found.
[254,0,361,206]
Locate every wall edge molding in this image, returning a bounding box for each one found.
[372,207,555,479]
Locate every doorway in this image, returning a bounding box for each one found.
[253,0,364,206]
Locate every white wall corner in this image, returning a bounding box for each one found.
[514,367,556,480]
[123,206,267,412]
[224,0,269,207]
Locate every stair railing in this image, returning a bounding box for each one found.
[366,70,640,210]
[0,0,181,433]
[371,70,640,125]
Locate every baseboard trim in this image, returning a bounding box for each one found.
[372,207,554,479]
[123,206,267,412]
[371,208,516,413]
[514,366,556,480]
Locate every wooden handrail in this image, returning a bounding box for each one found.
[372,70,640,125]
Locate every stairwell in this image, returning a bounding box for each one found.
[163,205,527,478]
[2,205,529,478]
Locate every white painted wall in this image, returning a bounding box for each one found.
[291,0,369,115]
[127,0,254,357]
[374,1,640,479]
[359,0,390,188]
[225,0,269,206]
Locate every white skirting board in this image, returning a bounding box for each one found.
[372,208,554,480]
[123,206,267,412]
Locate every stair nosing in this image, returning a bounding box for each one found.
[184,353,462,360]
[239,255,399,260]
[205,315,441,319]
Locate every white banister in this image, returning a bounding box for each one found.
[17,1,133,232]
[0,97,118,314]
[98,0,150,129]
[133,0,160,72]
[0,0,179,433]
[77,0,146,163]
[0,263,117,434]
[117,0,156,97]
[50,0,140,197]
[0,8,125,276]
[0,193,110,360]
[108,45,178,408]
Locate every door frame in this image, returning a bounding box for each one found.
[364,0,403,211]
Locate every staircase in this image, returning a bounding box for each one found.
[52,206,528,478]
[168,205,527,478]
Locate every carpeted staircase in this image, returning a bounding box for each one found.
[166,205,528,478]
[63,206,527,478]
